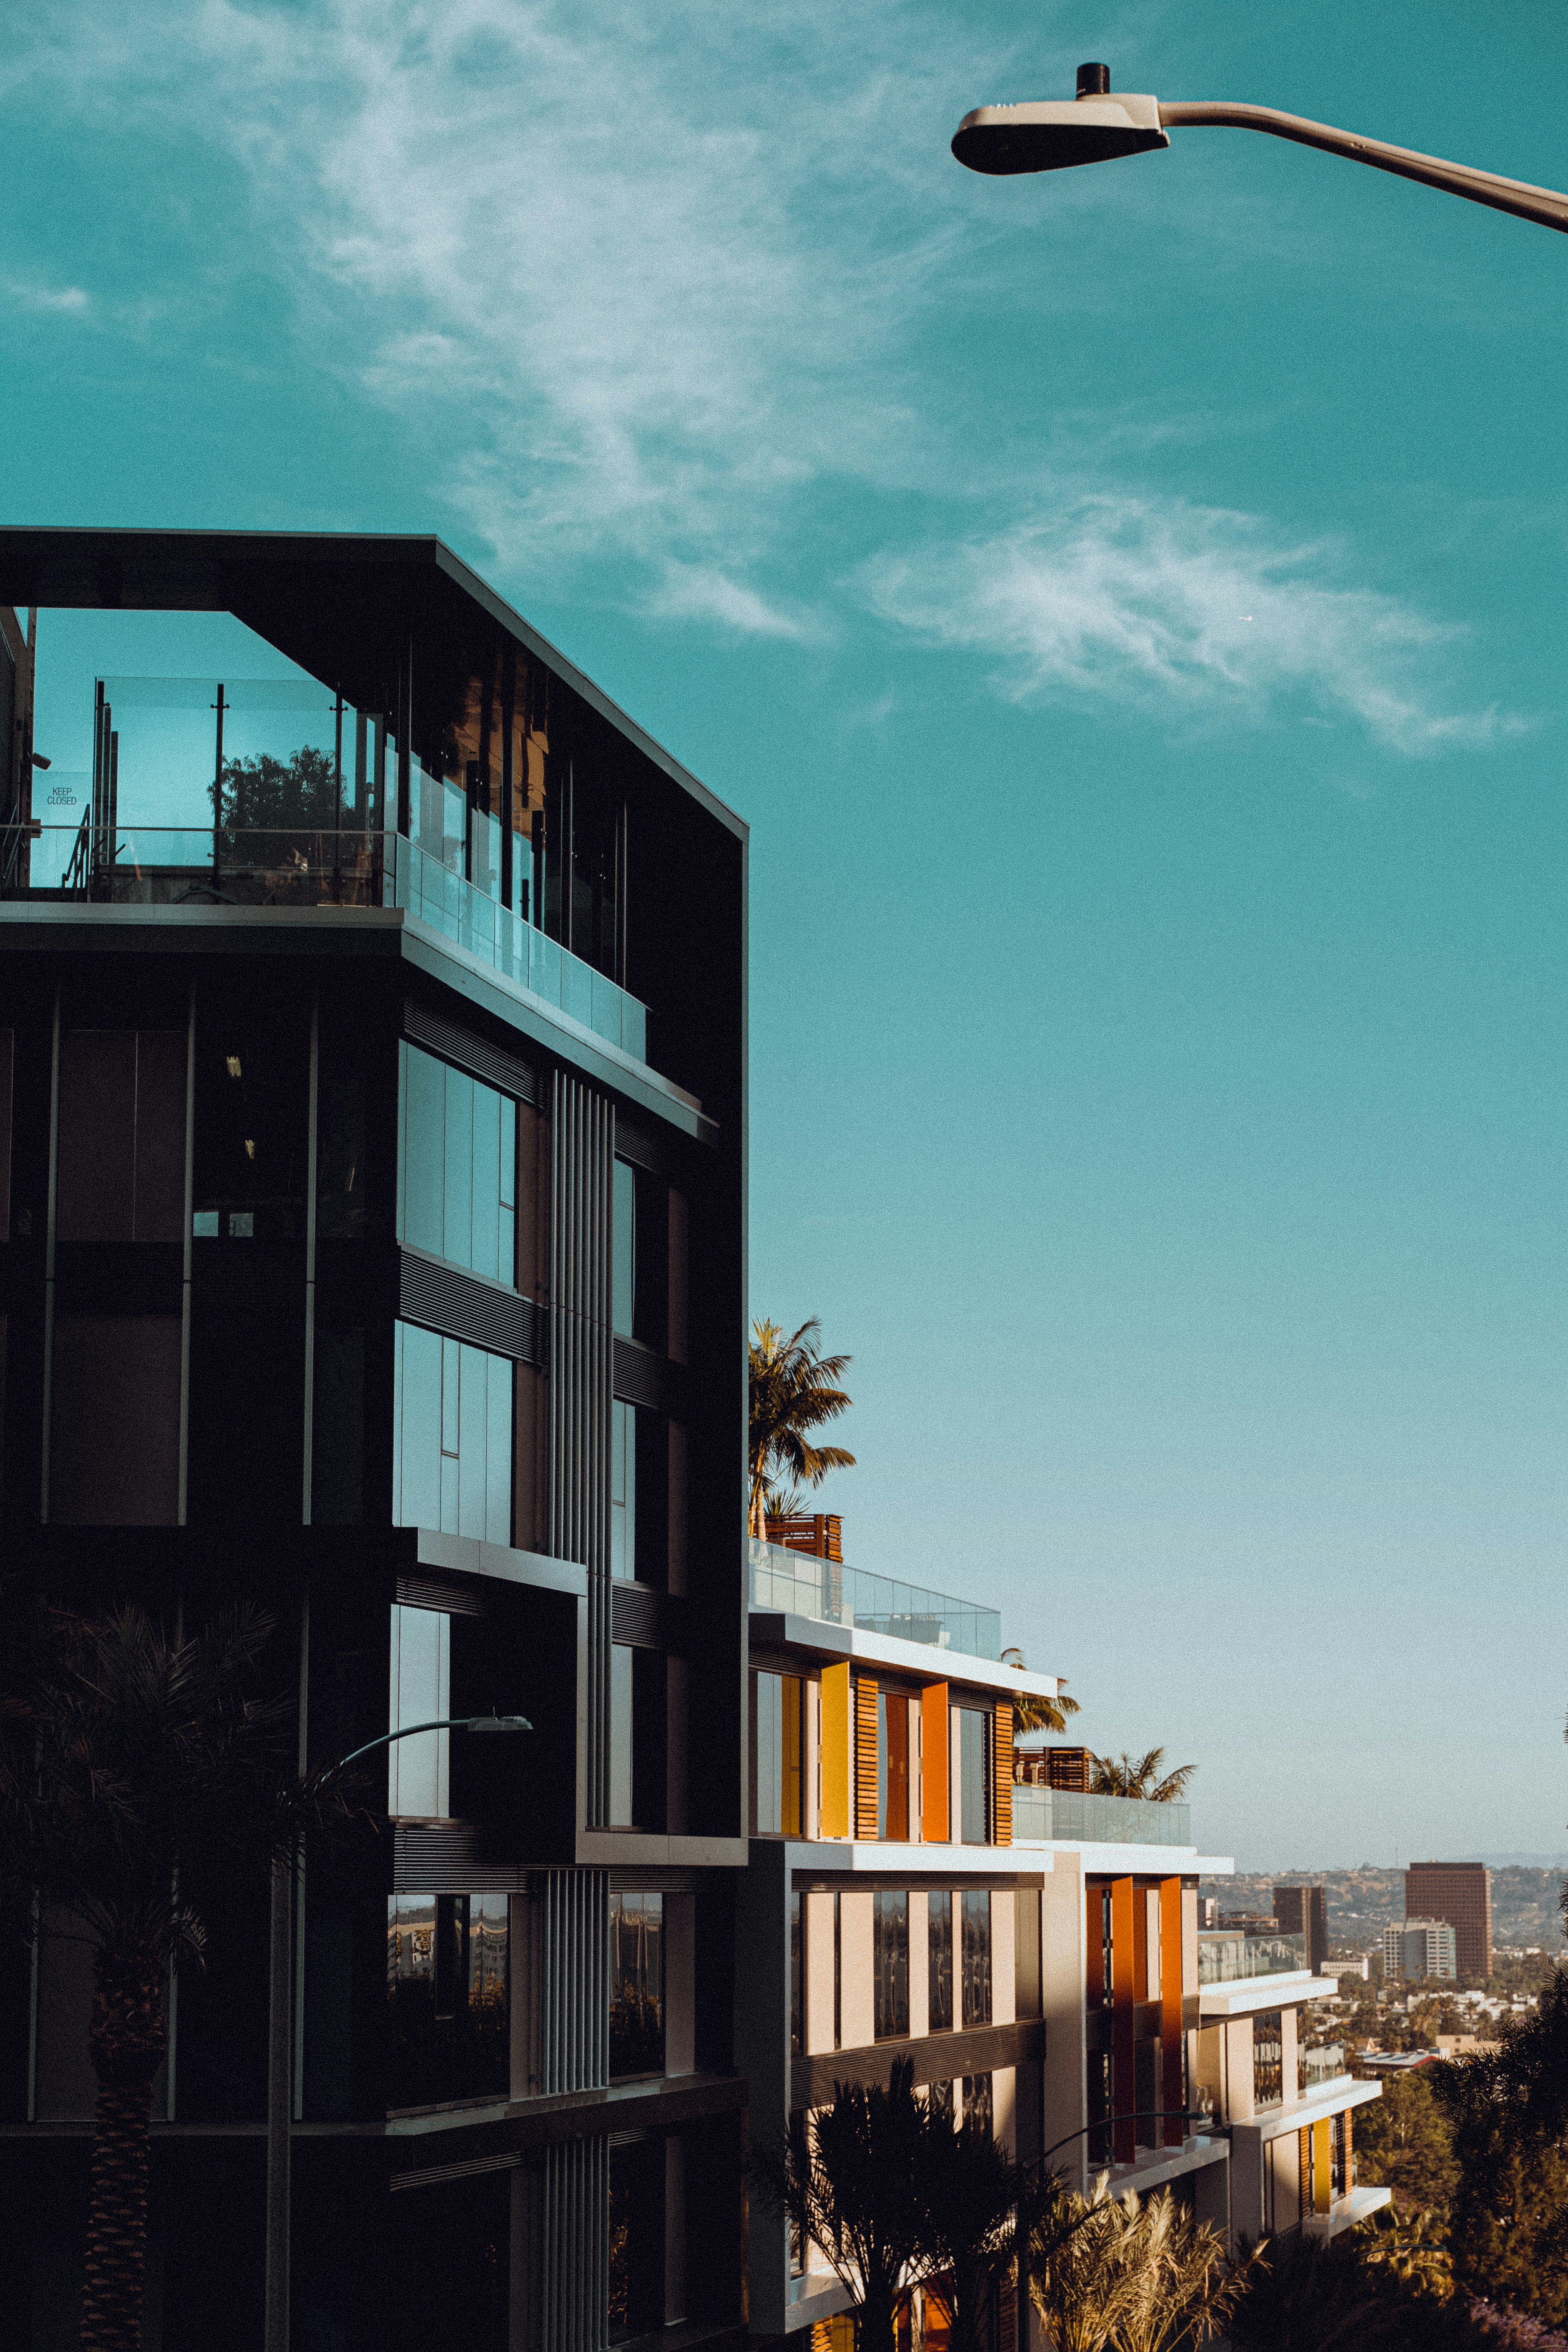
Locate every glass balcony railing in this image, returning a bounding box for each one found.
[4,824,648,1064]
[1197,1930,1308,1986]
[1011,1786,1192,1847]
[1302,2044,1347,2089]
[747,1538,1001,1662]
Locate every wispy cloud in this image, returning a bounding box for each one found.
[4,276,90,314]
[863,493,1523,752]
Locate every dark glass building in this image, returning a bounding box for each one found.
[0,528,749,2352]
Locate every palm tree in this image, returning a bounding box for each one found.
[1090,1747,1195,1804]
[1030,2185,1246,2352]
[1000,1650,1082,1737]
[748,1317,856,1538]
[0,1599,351,2352]
[919,2117,1078,2352]
[751,2058,935,2352]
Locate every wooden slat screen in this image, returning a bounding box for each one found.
[993,1703,1013,1845]
[855,1677,880,1842]
[765,1512,843,1563]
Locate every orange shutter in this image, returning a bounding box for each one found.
[993,1704,1013,1844]
[1111,1877,1138,2165]
[782,1675,804,1837]
[921,1684,949,1842]
[819,1663,851,1839]
[855,1678,880,1841]
[1160,1877,1184,2145]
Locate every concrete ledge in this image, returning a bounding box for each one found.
[1016,1840,1234,1876]
[1229,2076,1383,2146]
[1303,2185,1392,2238]
[1088,2134,1230,2196]
[749,1611,1058,1698]
[1200,1973,1336,2017]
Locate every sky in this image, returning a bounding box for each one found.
[4,0,1568,1875]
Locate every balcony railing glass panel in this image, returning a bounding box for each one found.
[11,826,649,1065]
[1010,1786,1192,1847]
[1196,1930,1308,1985]
[747,1537,1001,1662]
[1302,2043,1347,2089]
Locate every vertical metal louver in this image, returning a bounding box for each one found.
[541,1867,610,2097]
[541,2134,610,2352]
[548,1071,615,1824]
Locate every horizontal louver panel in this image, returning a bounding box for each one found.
[392,1820,528,1891]
[404,999,541,1105]
[395,1573,485,1616]
[612,1336,688,1415]
[612,1582,664,1649]
[399,1251,545,1365]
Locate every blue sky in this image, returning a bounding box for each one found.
[5,0,1568,1875]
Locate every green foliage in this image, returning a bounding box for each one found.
[1432,1974,1568,2326]
[1354,2073,1460,2215]
[1000,1650,1083,1736]
[213,744,345,832]
[1028,2184,1248,2352]
[1227,2229,1484,2351]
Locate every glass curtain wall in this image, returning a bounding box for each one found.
[927,1893,954,2031]
[755,1672,805,1835]
[961,1892,992,2028]
[873,1891,909,2040]
[397,1042,517,1285]
[609,1892,664,2078]
[391,1321,512,1543]
[385,1891,509,2107]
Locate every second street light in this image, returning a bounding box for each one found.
[952,61,1568,233]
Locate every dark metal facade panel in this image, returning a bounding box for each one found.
[393,1821,529,1891]
[404,997,542,1106]
[398,1249,544,1365]
[610,1582,665,1650]
[611,1335,686,1416]
[550,1071,614,1827]
[395,1572,486,1617]
[789,2016,1046,2109]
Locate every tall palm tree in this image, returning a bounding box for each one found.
[751,2058,935,2352]
[748,1317,856,1538]
[1090,1747,1195,1804]
[1000,1650,1083,1737]
[0,1599,351,2352]
[918,2116,1078,2352]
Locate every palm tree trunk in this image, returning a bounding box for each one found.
[82,1944,167,2352]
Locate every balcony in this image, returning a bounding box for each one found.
[7,822,648,1064]
[1302,2043,1347,2089]
[1010,1786,1193,1848]
[746,1538,1001,1662]
[1197,1929,1308,1985]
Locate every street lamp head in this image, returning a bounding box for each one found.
[951,65,1168,177]
[466,1712,532,1734]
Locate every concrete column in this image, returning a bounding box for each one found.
[840,1892,875,2049]
[805,1890,837,2055]
[1281,2006,1299,2105]
[1041,1854,1087,2194]
[1224,2017,1254,2120]
[993,2063,1017,2156]
[909,1889,929,2039]
[992,1891,1016,2028]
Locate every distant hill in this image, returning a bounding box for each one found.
[1199,1866,1567,1953]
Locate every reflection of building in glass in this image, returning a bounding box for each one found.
[1273,1885,1328,1975]
[386,1893,510,2107]
[609,1893,665,2080]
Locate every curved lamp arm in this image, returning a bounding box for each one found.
[1159,100,1568,234]
[325,1711,532,1780]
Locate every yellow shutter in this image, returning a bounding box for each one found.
[818,1662,851,1840]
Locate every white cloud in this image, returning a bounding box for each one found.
[4,276,90,313]
[863,494,1523,752]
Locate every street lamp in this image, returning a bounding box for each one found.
[952,61,1568,233]
[265,1708,532,2352]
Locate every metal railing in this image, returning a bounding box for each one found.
[1011,1786,1193,1847]
[4,825,650,1064]
[746,1537,1002,1662]
[1197,1929,1309,1985]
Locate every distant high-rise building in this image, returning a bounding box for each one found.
[1405,1862,1493,1978]
[1274,1884,1328,1974]
[1384,1920,1457,1982]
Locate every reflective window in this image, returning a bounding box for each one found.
[397,1042,516,1287]
[613,1157,635,1338]
[609,1644,634,1826]
[1254,2009,1283,2107]
[927,2079,954,2122]
[386,1891,509,2108]
[790,1892,803,2056]
[961,2073,993,2138]
[609,1892,664,2079]
[927,1893,954,2032]
[193,1004,310,1241]
[613,1158,668,1348]
[392,1320,512,1542]
[874,1891,909,2041]
[611,1399,636,1579]
[755,1671,804,1836]
[961,1891,992,2029]
[958,1709,989,1846]
[387,1604,450,1818]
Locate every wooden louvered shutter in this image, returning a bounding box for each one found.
[855,1678,880,1841]
[993,1703,1013,1845]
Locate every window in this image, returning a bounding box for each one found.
[57,1029,186,1242]
[958,1710,988,1846]
[927,2078,954,2122]
[790,1892,803,2055]
[1253,2010,1283,2107]
[392,1321,512,1543]
[609,1892,664,2078]
[609,2135,665,2340]
[927,1893,954,2032]
[961,2073,993,2139]
[192,1005,309,1241]
[1087,2047,1113,2167]
[387,1604,450,1817]
[611,1399,636,1578]
[756,1671,804,1835]
[397,1042,517,1287]
[385,1892,508,2108]
[961,1891,992,2028]
[609,1645,635,1826]
[612,1156,669,1348]
[613,1156,635,1338]
[874,1891,909,2041]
